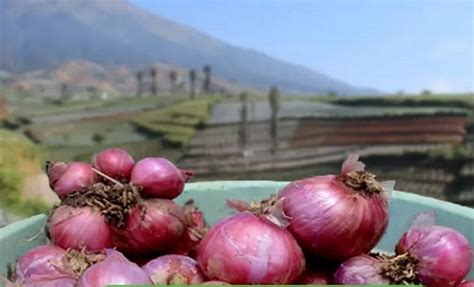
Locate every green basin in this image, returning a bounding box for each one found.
[1,181,473,280]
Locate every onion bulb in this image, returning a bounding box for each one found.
[77,249,152,287]
[395,215,472,287]
[279,154,393,261]
[112,199,185,255]
[49,205,113,251]
[93,148,134,181]
[47,162,96,198]
[130,157,193,199]
[334,255,390,285]
[197,199,305,285]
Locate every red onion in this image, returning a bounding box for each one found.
[130,157,194,199]
[77,249,152,287]
[15,245,70,281]
[201,281,230,285]
[458,280,474,287]
[112,199,185,255]
[334,255,390,285]
[396,222,472,287]
[49,205,114,251]
[14,245,77,287]
[279,154,393,261]
[93,148,134,181]
[297,269,332,285]
[47,162,97,197]
[142,255,205,284]
[197,207,305,284]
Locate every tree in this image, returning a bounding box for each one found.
[421,89,431,95]
[202,65,211,94]
[87,86,99,99]
[327,90,337,97]
[150,67,157,96]
[189,69,196,99]
[92,132,105,145]
[269,86,280,155]
[136,71,143,97]
[169,70,177,94]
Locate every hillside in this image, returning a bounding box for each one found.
[0,0,376,95]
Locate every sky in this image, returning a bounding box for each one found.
[130,0,473,93]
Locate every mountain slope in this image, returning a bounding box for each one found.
[0,0,376,94]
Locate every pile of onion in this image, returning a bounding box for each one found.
[197,197,305,284]
[46,148,195,255]
[278,154,394,261]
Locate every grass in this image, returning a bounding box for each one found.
[132,97,216,146]
[0,129,50,216]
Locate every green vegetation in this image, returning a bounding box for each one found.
[0,130,49,216]
[318,94,474,110]
[132,98,216,146]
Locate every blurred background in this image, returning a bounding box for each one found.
[0,0,472,226]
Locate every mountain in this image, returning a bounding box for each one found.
[0,0,377,95]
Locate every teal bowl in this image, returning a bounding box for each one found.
[1,181,473,280]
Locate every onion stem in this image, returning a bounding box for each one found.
[92,167,123,187]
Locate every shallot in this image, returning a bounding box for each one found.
[49,205,113,251]
[279,154,393,261]
[77,250,152,287]
[130,157,193,199]
[112,199,185,255]
[93,148,134,181]
[47,162,96,197]
[197,198,305,284]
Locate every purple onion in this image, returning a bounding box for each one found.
[77,249,152,287]
[334,255,390,285]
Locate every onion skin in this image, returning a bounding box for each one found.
[15,245,69,281]
[130,157,193,199]
[396,225,472,287]
[142,255,205,285]
[93,148,134,181]
[280,173,389,261]
[197,211,305,284]
[112,199,185,255]
[334,255,390,285]
[47,162,96,197]
[77,250,152,287]
[49,205,114,252]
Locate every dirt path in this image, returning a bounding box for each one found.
[23,173,60,206]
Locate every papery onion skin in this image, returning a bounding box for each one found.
[49,205,114,252]
[142,255,205,285]
[47,162,96,197]
[93,148,134,181]
[334,255,390,285]
[130,157,193,199]
[279,156,390,261]
[112,199,185,256]
[77,250,152,287]
[15,245,69,281]
[396,225,472,287]
[201,281,230,285]
[197,211,305,284]
[457,280,474,287]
